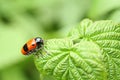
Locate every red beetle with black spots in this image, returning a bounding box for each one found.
[21,37,44,55]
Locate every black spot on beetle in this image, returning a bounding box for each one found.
[23,44,28,52]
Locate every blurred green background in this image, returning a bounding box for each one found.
[0,0,120,80]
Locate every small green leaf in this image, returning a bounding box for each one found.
[68,19,93,41]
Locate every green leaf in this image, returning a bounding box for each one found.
[69,19,120,80]
[35,19,120,80]
[68,19,93,41]
[87,23,120,80]
[35,38,107,80]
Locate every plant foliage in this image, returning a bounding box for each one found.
[35,19,120,80]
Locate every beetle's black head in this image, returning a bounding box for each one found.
[35,37,44,48]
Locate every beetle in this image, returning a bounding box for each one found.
[21,37,44,55]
